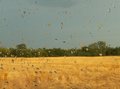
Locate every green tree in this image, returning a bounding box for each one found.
[16,43,27,49]
[88,41,107,56]
[0,48,10,57]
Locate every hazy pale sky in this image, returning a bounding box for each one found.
[0,0,120,48]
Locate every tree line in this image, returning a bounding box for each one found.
[0,41,120,57]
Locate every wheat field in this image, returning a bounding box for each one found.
[0,57,120,89]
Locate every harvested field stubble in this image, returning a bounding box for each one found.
[0,57,120,89]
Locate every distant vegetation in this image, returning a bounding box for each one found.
[0,41,120,57]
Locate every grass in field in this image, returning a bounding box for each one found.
[0,57,120,89]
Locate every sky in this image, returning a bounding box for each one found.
[0,0,120,48]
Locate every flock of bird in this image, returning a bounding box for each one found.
[0,0,119,46]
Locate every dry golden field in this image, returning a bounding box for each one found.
[0,57,120,89]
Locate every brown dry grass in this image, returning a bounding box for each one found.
[0,56,120,89]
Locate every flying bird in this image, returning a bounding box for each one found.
[62,41,66,43]
[60,22,64,29]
